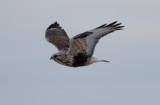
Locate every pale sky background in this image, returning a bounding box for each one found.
[0,0,160,105]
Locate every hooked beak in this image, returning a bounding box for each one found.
[50,56,53,60]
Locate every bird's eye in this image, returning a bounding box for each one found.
[54,55,57,58]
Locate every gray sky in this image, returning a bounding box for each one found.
[0,0,160,105]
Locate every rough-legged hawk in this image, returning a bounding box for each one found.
[45,21,124,67]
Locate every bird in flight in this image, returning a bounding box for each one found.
[45,21,124,67]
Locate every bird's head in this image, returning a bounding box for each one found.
[50,53,65,64]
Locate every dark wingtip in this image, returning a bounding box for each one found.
[95,24,106,29]
[47,21,61,30]
[95,21,124,30]
[107,21,117,26]
[106,21,124,30]
[115,26,125,30]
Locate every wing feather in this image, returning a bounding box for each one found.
[69,21,124,56]
[45,22,70,51]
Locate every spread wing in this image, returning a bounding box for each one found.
[69,21,124,57]
[45,22,70,51]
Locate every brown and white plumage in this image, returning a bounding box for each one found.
[45,22,70,51]
[45,21,124,67]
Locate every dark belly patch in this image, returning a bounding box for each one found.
[72,52,88,67]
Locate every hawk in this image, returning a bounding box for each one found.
[45,21,124,67]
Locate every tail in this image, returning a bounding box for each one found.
[92,57,110,63]
[87,58,110,66]
[101,60,110,62]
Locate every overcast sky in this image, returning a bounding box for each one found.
[0,0,160,105]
